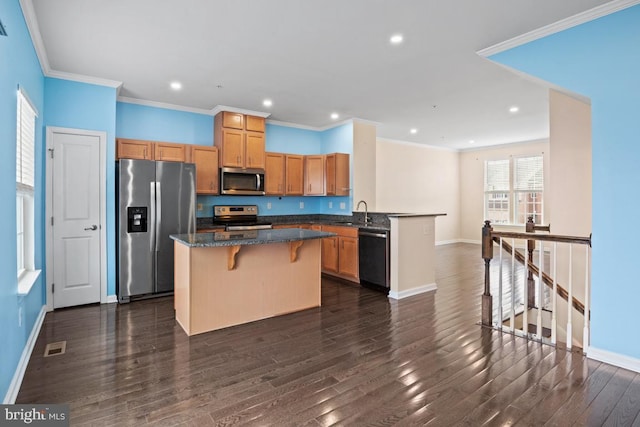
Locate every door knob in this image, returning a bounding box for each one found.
[84,225,98,231]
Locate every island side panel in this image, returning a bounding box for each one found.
[174,241,192,334]
[183,239,321,336]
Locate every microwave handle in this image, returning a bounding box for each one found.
[256,173,261,191]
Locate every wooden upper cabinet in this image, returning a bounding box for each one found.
[117,138,153,160]
[215,112,266,169]
[286,155,304,195]
[245,132,265,169]
[189,146,219,194]
[304,155,325,195]
[245,115,265,133]
[154,142,186,162]
[218,128,244,168]
[326,153,350,196]
[221,112,244,130]
[265,152,285,195]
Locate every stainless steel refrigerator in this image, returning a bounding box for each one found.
[117,159,196,303]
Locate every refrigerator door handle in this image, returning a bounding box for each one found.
[156,181,162,252]
[150,181,156,252]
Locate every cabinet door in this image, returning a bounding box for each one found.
[265,152,285,195]
[245,115,265,132]
[116,138,153,160]
[155,142,186,162]
[321,236,339,273]
[339,236,359,280]
[190,146,219,194]
[220,129,244,167]
[326,154,336,195]
[286,155,304,195]
[334,153,350,196]
[222,111,244,130]
[245,132,265,169]
[304,155,325,195]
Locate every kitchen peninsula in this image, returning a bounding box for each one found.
[170,228,335,336]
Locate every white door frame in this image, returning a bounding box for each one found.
[45,126,108,311]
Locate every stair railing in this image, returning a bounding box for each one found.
[481,220,592,350]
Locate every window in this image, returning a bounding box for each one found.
[484,155,543,225]
[16,88,37,280]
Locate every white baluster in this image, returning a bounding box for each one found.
[567,244,573,350]
[537,241,544,339]
[551,242,558,344]
[498,238,503,330]
[523,239,528,337]
[583,247,590,352]
[510,238,516,331]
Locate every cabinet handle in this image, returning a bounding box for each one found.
[159,149,163,160]
[143,148,147,158]
[342,240,344,249]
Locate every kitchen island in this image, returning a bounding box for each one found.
[170,228,335,336]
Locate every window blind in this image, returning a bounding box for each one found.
[16,89,36,189]
[485,159,510,191]
[514,156,543,191]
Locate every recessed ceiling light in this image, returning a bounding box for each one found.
[390,34,403,44]
[331,113,339,120]
[263,99,273,107]
[410,128,418,134]
[509,106,519,113]
[170,81,182,90]
[469,140,475,144]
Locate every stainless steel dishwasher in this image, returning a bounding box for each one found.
[358,229,390,292]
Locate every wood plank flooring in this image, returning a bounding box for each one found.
[17,243,640,426]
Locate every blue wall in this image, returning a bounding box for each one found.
[115,103,353,218]
[491,5,640,359]
[0,0,45,401]
[44,78,117,296]
[116,102,213,145]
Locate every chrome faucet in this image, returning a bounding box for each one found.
[357,200,369,224]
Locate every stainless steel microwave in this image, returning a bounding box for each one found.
[220,167,265,195]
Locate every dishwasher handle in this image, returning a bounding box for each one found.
[359,231,388,238]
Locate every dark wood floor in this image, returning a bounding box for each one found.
[17,243,640,426]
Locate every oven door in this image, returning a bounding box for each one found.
[220,167,265,195]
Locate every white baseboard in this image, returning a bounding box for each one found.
[106,295,118,304]
[436,239,461,246]
[459,239,481,245]
[3,305,46,404]
[389,282,437,300]
[587,346,640,374]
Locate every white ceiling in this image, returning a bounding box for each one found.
[28,0,618,149]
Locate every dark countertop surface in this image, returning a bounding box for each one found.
[171,228,336,247]
[197,213,394,232]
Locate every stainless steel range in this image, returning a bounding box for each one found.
[212,205,272,231]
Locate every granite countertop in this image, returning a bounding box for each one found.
[171,228,336,247]
[387,213,447,218]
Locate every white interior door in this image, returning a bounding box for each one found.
[51,131,101,308]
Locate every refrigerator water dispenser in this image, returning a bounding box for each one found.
[127,206,147,233]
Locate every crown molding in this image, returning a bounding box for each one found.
[117,96,214,115]
[266,119,322,131]
[19,0,50,74]
[477,0,640,57]
[377,137,460,152]
[47,69,122,89]
[458,137,549,152]
[210,105,270,118]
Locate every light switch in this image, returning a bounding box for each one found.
[340,202,345,209]
[299,202,304,209]
[328,202,333,209]
[267,202,272,209]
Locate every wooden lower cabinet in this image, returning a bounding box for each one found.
[320,225,358,282]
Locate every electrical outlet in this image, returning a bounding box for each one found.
[267,202,272,210]
[197,203,203,211]
[299,202,304,209]
[340,202,346,209]
[328,202,333,209]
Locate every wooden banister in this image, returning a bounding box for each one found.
[493,236,586,316]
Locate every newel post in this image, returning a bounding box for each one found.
[526,216,536,308]
[482,220,493,326]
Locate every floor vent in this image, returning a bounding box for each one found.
[44,341,67,357]
[0,19,7,37]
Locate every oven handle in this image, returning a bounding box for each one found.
[358,231,388,238]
